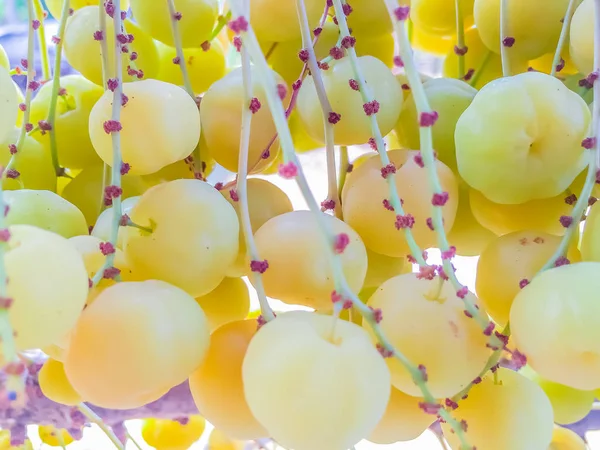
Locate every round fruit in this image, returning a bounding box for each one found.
[91,196,140,249]
[250,0,323,43]
[549,424,587,449]
[194,278,251,333]
[0,66,18,144]
[297,55,402,146]
[89,79,201,176]
[363,249,408,289]
[141,416,206,450]
[243,311,391,450]
[365,273,491,398]
[38,358,82,406]
[570,0,594,76]
[412,0,474,37]
[64,280,210,409]
[38,426,74,447]
[456,71,590,204]
[252,210,368,310]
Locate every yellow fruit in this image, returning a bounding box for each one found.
[297,55,402,146]
[6,225,88,350]
[250,0,323,43]
[37,426,74,447]
[207,429,245,450]
[366,273,491,398]
[189,320,268,440]
[511,262,600,390]
[38,358,82,406]
[410,22,455,56]
[0,66,18,144]
[91,196,140,249]
[456,71,590,204]
[346,0,395,36]
[363,249,407,289]
[570,0,594,76]
[29,75,103,169]
[549,424,587,449]
[252,210,368,310]
[412,0,474,37]
[42,343,66,362]
[195,278,251,333]
[529,50,578,75]
[64,280,210,409]
[89,79,201,176]
[123,179,239,297]
[0,44,8,69]
[243,311,391,450]
[354,30,395,68]
[342,149,458,257]
[4,190,88,238]
[581,201,600,261]
[442,369,554,450]
[130,0,218,48]
[141,416,206,450]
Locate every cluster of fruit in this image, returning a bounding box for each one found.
[0,0,597,449]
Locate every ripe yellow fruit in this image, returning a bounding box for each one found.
[581,196,600,262]
[207,429,245,450]
[456,71,590,204]
[0,66,18,144]
[474,0,569,61]
[64,6,159,86]
[549,424,587,449]
[529,50,578,76]
[195,278,251,333]
[368,386,434,444]
[354,30,395,68]
[394,77,477,172]
[91,196,140,249]
[44,0,130,18]
[366,273,491,398]
[412,0,474,37]
[511,262,600,390]
[476,231,575,326]
[4,190,88,239]
[64,280,210,409]
[37,426,74,447]
[342,149,458,257]
[89,79,201,176]
[222,178,293,277]
[200,66,282,173]
[189,320,268,440]
[252,210,368,310]
[6,225,88,351]
[38,358,82,406]
[123,179,239,297]
[297,56,402,146]
[250,0,323,43]
[346,0,394,36]
[29,75,103,169]
[442,369,554,450]
[570,0,594,76]
[141,416,206,450]
[410,22,455,56]
[469,188,574,236]
[363,249,408,289]
[0,43,8,69]
[243,311,391,450]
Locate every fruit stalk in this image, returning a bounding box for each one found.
[384,1,489,331]
[337,145,349,194]
[551,0,578,77]
[468,49,491,87]
[33,0,51,80]
[295,0,340,218]
[0,182,16,368]
[454,0,466,78]
[46,0,71,177]
[77,403,124,450]
[91,0,125,287]
[500,0,511,76]
[237,31,275,322]
[166,0,195,98]
[227,3,469,445]
[5,0,38,180]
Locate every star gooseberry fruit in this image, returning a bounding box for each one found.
[455,71,590,204]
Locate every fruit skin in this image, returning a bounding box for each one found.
[442,369,554,450]
[250,0,323,43]
[474,0,570,61]
[37,426,74,447]
[64,280,211,409]
[342,149,458,258]
[0,44,8,70]
[252,210,368,310]
[242,311,391,450]
[363,249,407,289]
[549,424,587,449]
[91,196,140,249]
[89,79,201,176]
[510,262,600,391]
[409,22,455,56]
[3,190,88,239]
[365,273,491,398]
[395,77,477,172]
[141,416,206,450]
[581,189,600,262]
[207,429,245,450]
[194,278,251,333]
[123,179,239,298]
[38,358,82,406]
[130,0,218,48]
[296,56,403,146]
[412,0,474,37]
[29,75,103,169]
[0,66,18,145]
[189,319,268,440]
[570,0,594,76]
[455,71,590,204]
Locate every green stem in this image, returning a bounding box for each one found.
[500,0,511,77]
[77,404,124,450]
[454,0,465,79]
[337,145,349,195]
[33,0,51,80]
[126,430,143,450]
[551,0,577,77]
[46,0,71,177]
[468,49,492,87]
[167,0,195,98]
[208,10,232,42]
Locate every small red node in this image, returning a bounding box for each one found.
[483,321,495,336]
[330,46,344,60]
[120,10,127,20]
[103,120,122,134]
[454,45,468,56]
[51,35,61,44]
[464,309,473,318]
[418,402,441,415]
[502,36,516,47]
[115,33,128,44]
[172,56,181,65]
[394,6,410,21]
[321,199,336,211]
[38,120,52,133]
[103,185,123,206]
[331,290,343,304]
[28,80,40,91]
[432,192,449,206]
[88,278,93,288]
[99,242,116,256]
[346,163,354,173]
[25,123,33,132]
[445,398,458,410]
[214,182,224,190]
[328,111,341,124]
[368,137,377,150]
[119,214,130,226]
[463,68,475,81]
[590,197,598,206]
[363,100,380,116]
[395,214,415,230]
[472,376,482,385]
[250,259,269,274]
[460,419,468,432]
[441,246,456,260]
[58,88,67,96]
[0,229,10,242]
[233,36,242,52]
[292,79,303,91]
[417,364,428,382]
[456,286,469,299]
[256,315,268,330]
[103,267,121,280]
[380,163,396,179]
[417,265,436,280]
[249,97,261,114]
[348,79,359,90]
[32,19,40,30]
[107,78,119,92]
[278,161,298,179]
[333,233,350,254]
[564,193,577,205]
[510,349,527,370]
[8,144,17,155]
[376,343,394,358]
[5,362,25,376]
[130,52,138,61]
[413,153,424,167]
[401,83,410,90]
[298,49,309,63]
[370,307,383,323]
[228,16,248,34]
[437,265,448,280]
[121,93,129,106]
[5,169,19,179]
[173,11,182,20]
[20,58,28,69]
[104,0,115,17]
[382,199,394,211]
[201,40,211,51]
[419,111,439,127]
[229,189,239,202]
[556,58,565,73]
[342,3,353,16]
[559,215,573,228]
[582,137,597,149]
[313,27,322,36]
[277,83,287,100]
[341,36,356,49]
[554,256,570,267]
[120,162,130,175]
[519,278,530,289]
